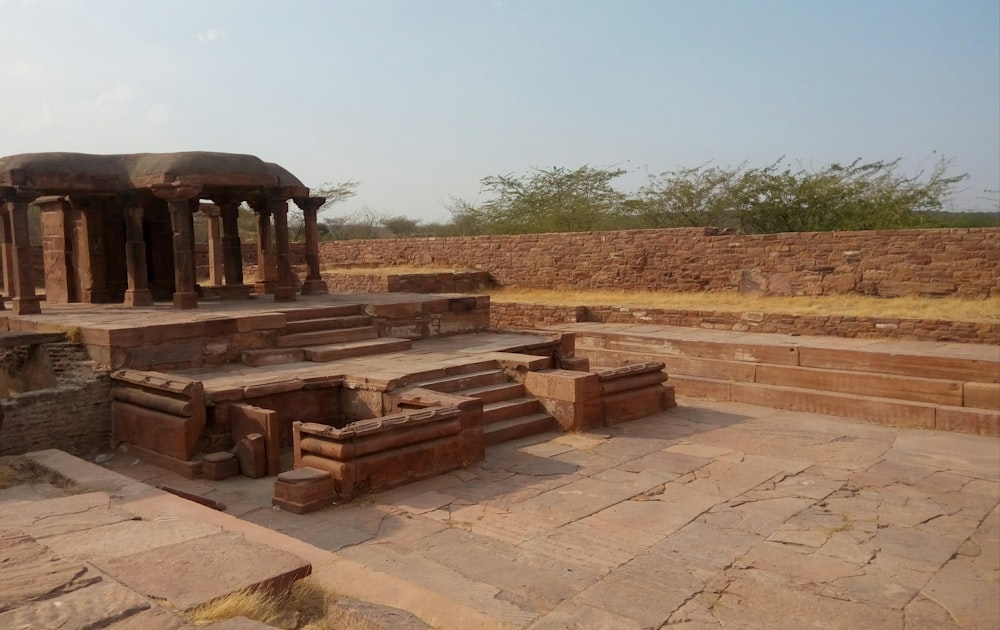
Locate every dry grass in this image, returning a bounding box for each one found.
[187,579,339,629]
[0,456,80,494]
[491,288,1000,322]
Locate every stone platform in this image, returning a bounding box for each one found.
[90,397,1000,629]
[1,292,492,371]
[0,450,316,629]
[549,323,1000,436]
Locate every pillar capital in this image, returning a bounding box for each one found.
[151,184,203,202]
[263,196,290,214]
[295,196,326,214]
[201,205,221,217]
[0,186,40,205]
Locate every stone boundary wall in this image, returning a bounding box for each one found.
[313,227,1000,298]
[490,302,1000,345]
[322,271,495,294]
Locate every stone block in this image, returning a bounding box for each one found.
[235,433,267,478]
[964,381,1000,411]
[798,347,993,382]
[273,467,336,514]
[668,375,733,400]
[242,348,305,367]
[606,335,800,366]
[354,434,466,496]
[598,371,668,395]
[559,355,590,371]
[730,382,937,429]
[755,364,964,406]
[936,406,1000,436]
[525,369,599,402]
[366,301,422,318]
[91,531,311,612]
[112,401,202,461]
[602,386,668,426]
[201,451,238,481]
[229,403,281,476]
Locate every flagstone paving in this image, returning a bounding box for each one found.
[100,397,1000,629]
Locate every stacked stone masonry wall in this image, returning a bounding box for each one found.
[491,302,1000,345]
[0,375,112,456]
[313,227,1000,298]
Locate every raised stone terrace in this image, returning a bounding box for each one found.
[1,292,998,628]
[1,293,676,492]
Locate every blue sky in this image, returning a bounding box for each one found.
[2,0,997,222]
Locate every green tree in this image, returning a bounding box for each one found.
[631,163,743,229]
[733,158,966,233]
[451,165,629,234]
[628,158,967,234]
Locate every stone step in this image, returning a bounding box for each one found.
[282,304,365,321]
[754,363,965,407]
[304,337,412,362]
[483,412,558,446]
[483,396,543,425]
[412,369,508,394]
[673,377,998,437]
[668,374,734,401]
[460,382,526,404]
[581,346,989,409]
[278,326,377,348]
[285,315,373,335]
[574,330,999,384]
[242,348,306,367]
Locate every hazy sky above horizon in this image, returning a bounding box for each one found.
[2,0,998,222]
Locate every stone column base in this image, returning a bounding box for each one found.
[300,279,329,296]
[124,289,154,307]
[254,280,276,295]
[273,286,298,302]
[172,291,198,309]
[11,296,41,315]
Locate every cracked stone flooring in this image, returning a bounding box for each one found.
[108,397,1000,629]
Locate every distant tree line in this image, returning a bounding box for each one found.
[302,158,996,240]
[31,157,986,246]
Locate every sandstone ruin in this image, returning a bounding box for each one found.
[0,151,678,505]
[0,151,330,313]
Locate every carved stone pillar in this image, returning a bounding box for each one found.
[270,198,296,302]
[0,206,11,310]
[201,203,224,287]
[0,192,41,315]
[254,206,277,295]
[219,200,245,286]
[296,196,328,295]
[153,184,202,309]
[34,195,76,304]
[122,197,153,307]
[70,197,111,303]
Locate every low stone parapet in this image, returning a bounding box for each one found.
[110,370,206,477]
[293,406,468,500]
[592,362,677,425]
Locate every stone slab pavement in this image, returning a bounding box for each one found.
[0,455,317,629]
[97,397,1000,630]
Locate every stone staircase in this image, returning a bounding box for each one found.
[554,323,1000,436]
[242,304,412,366]
[409,366,558,445]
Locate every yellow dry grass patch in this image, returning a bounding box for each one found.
[188,579,334,629]
[0,456,74,490]
[491,288,1000,322]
